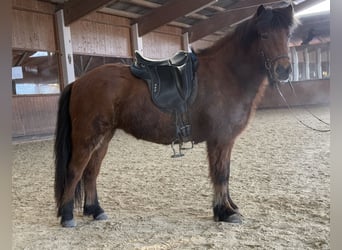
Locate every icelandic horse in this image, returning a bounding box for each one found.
[54,4,297,227]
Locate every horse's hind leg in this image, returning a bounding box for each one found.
[59,148,92,227]
[83,140,111,221]
[207,141,242,223]
[59,132,112,227]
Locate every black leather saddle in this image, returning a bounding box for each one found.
[130,51,198,151]
[130,51,198,114]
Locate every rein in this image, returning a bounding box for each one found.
[260,50,330,133]
[275,81,330,133]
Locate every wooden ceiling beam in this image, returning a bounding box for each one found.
[186,0,282,43]
[185,0,326,43]
[63,0,118,26]
[133,0,217,37]
[100,7,191,28]
[121,0,209,20]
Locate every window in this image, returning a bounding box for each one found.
[290,43,330,81]
[12,50,60,95]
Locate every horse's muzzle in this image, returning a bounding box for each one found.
[274,63,292,81]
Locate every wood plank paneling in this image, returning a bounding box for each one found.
[70,16,132,57]
[142,26,183,59]
[83,12,131,27]
[12,95,59,137]
[12,9,56,51]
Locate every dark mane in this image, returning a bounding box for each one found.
[197,5,297,55]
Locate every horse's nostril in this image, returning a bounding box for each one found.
[276,65,291,79]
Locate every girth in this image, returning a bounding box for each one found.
[130,50,198,152]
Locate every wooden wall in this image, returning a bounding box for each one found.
[70,12,132,57]
[12,0,56,51]
[259,79,330,108]
[142,26,183,59]
[70,12,184,59]
[12,94,59,138]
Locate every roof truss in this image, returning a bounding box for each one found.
[185,0,281,43]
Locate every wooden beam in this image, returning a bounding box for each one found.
[134,0,217,37]
[14,52,28,67]
[56,10,75,86]
[131,23,143,54]
[186,0,281,43]
[182,32,190,51]
[100,7,191,28]
[121,0,209,20]
[63,0,118,26]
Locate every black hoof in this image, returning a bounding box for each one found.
[95,212,108,220]
[61,219,76,228]
[213,204,242,224]
[226,213,242,224]
[84,204,105,219]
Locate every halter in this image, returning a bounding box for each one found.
[260,50,290,83]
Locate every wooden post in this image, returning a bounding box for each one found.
[317,47,322,79]
[131,23,143,56]
[182,32,190,52]
[56,9,75,88]
[304,47,310,80]
[290,47,299,81]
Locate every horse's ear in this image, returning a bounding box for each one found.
[257,5,266,16]
[285,4,294,16]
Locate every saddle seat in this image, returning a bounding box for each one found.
[130,50,198,145]
[134,50,189,67]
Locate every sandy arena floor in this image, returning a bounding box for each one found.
[12,107,330,249]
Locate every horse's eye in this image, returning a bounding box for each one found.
[260,33,268,39]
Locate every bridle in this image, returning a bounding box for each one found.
[260,50,330,133]
[260,50,290,83]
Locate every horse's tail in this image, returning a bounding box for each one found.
[54,83,82,217]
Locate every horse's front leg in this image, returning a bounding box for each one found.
[207,141,242,223]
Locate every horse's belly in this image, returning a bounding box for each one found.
[118,108,176,145]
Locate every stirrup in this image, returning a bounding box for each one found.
[181,141,194,150]
[171,140,184,158]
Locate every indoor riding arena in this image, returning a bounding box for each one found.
[12,0,330,249]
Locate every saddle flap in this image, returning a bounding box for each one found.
[149,65,183,111]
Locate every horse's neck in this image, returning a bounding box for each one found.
[198,39,267,96]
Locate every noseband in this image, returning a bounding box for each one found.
[260,50,290,83]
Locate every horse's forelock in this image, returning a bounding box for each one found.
[257,6,296,31]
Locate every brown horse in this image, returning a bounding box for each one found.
[54,4,297,227]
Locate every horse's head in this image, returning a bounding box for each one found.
[254,4,297,84]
